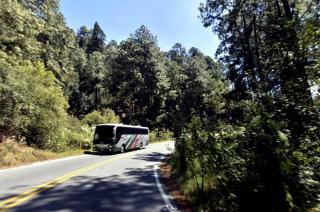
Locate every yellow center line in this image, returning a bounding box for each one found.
[0,149,153,211]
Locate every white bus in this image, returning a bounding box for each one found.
[93,124,149,153]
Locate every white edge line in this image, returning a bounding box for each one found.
[154,164,178,211]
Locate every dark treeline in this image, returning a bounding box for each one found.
[0,0,319,211]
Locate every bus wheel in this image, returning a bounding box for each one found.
[139,142,143,150]
[120,145,125,153]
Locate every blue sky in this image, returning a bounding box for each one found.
[60,0,219,57]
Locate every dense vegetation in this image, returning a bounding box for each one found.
[0,0,222,149]
[170,0,320,211]
[0,0,319,211]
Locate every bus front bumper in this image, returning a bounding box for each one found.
[93,144,113,152]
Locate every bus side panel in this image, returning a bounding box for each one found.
[114,134,135,151]
[139,134,149,147]
[129,134,140,149]
[125,134,137,150]
[145,134,149,146]
[131,134,149,148]
[114,134,149,151]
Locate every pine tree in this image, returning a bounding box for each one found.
[86,22,106,54]
[109,25,168,127]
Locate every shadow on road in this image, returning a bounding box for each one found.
[132,152,166,162]
[10,151,170,212]
[83,150,114,156]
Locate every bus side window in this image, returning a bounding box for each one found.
[116,127,122,140]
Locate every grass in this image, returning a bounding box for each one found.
[0,140,83,169]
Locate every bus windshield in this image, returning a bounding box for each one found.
[94,125,115,143]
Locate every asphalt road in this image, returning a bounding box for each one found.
[0,141,175,212]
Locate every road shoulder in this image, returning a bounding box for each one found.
[159,156,196,212]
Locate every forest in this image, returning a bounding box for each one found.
[0,0,319,211]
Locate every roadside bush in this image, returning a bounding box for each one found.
[0,58,92,152]
[149,131,156,143]
[173,113,320,211]
[153,128,173,141]
[148,129,173,143]
[65,117,92,150]
[172,116,248,211]
[81,108,120,127]
[1,61,65,150]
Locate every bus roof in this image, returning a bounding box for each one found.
[95,123,149,130]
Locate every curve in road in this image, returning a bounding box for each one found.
[0,141,175,212]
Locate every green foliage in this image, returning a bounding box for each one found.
[86,22,106,54]
[4,2,318,211]
[71,24,111,117]
[19,0,78,96]
[148,129,173,143]
[168,0,320,211]
[81,109,120,127]
[1,1,223,154]
[109,25,169,127]
[77,25,91,50]
[164,43,224,136]
[152,128,173,141]
[149,132,157,143]
[65,117,92,150]
[172,117,247,210]
[0,0,42,60]
[76,51,111,115]
[0,58,90,151]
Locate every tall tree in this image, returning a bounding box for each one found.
[109,25,168,127]
[200,0,320,210]
[71,24,111,117]
[167,43,187,65]
[71,51,111,116]
[86,22,106,54]
[164,43,188,131]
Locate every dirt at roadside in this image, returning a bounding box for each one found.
[159,156,196,212]
[0,140,82,169]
